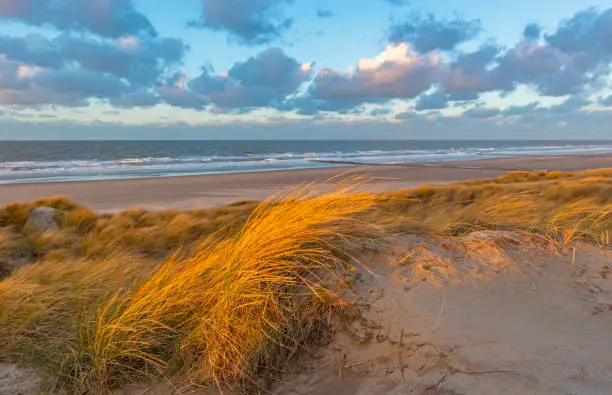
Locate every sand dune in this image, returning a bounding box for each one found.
[2,168,612,394]
[273,237,612,395]
[1,236,611,395]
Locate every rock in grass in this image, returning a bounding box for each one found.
[26,207,59,233]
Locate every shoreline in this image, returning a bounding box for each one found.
[1,153,612,211]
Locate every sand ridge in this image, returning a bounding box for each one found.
[272,236,612,395]
[1,235,611,394]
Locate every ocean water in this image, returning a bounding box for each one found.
[1,140,611,184]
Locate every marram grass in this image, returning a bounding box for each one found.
[0,180,379,392]
[2,170,612,393]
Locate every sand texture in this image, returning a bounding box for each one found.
[272,236,612,395]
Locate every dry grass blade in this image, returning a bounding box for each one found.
[78,179,380,391]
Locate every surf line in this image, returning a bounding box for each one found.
[309,159,532,172]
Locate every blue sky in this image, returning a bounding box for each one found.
[0,0,611,139]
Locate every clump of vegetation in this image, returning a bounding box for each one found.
[375,168,612,244]
[0,182,378,392]
[1,169,612,393]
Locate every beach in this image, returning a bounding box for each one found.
[1,154,612,211]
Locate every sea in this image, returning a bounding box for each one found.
[1,140,611,184]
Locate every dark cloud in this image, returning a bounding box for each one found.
[414,91,448,110]
[600,95,612,106]
[448,91,479,102]
[523,23,542,40]
[545,8,612,55]
[547,96,590,113]
[442,7,612,99]
[441,44,501,94]
[0,60,130,107]
[370,108,392,116]
[316,9,334,18]
[194,0,293,45]
[444,41,590,97]
[0,0,156,38]
[111,90,160,109]
[0,0,187,110]
[0,32,187,107]
[0,34,63,68]
[0,0,188,109]
[390,14,481,52]
[502,102,539,116]
[228,47,310,94]
[280,95,369,115]
[463,106,500,119]
[57,35,186,85]
[0,60,30,90]
[395,109,426,120]
[186,48,311,111]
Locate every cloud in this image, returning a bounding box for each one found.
[187,47,311,110]
[0,32,187,108]
[1,3,611,122]
[0,0,188,110]
[600,95,612,106]
[316,9,334,18]
[441,7,612,98]
[0,60,131,107]
[463,106,501,119]
[0,0,157,38]
[390,14,481,53]
[443,41,590,97]
[545,8,612,56]
[523,23,542,40]
[395,109,424,120]
[292,43,440,113]
[57,35,186,85]
[110,48,312,112]
[547,95,590,113]
[194,0,293,45]
[414,90,448,110]
[502,102,539,116]
[369,108,392,116]
[0,34,64,68]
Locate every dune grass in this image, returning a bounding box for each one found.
[0,169,612,393]
[0,182,378,393]
[375,168,612,245]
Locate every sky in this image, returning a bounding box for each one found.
[0,0,611,139]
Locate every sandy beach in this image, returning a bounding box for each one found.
[2,154,612,211]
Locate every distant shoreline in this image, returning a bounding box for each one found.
[1,153,612,212]
[3,140,612,185]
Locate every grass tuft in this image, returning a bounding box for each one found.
[0,181,378,392]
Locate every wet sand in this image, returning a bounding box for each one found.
[1,154,612,211]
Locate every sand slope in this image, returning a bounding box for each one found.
[2,236,611,395]
[273,237,612,395]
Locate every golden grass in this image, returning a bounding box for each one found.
[0,229,14,278]
[0,182,378,392]
[375,168,612,243]
[1,169,612,393]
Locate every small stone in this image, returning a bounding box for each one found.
[26,207,59,233]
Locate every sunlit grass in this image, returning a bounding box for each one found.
[1,169,612,393]
[0,181,378,392]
